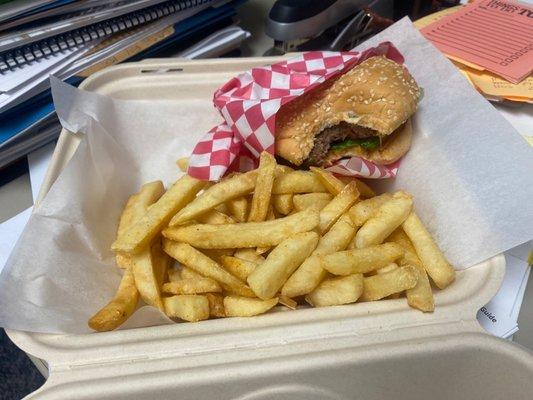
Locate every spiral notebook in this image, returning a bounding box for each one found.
[0,0,215,71]
[0,0,222,115]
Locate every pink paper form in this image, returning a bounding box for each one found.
[421,0,533,83]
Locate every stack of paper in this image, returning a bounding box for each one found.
[415,1,533,104]
[477,242,532,339]
[0,0,251,169]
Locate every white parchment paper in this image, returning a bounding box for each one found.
[0,18,531,334]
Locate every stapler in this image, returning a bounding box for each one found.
[264,0,394,55]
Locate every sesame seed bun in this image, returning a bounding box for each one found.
[274,56,420,166]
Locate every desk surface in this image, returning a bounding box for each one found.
[0,0,531,351]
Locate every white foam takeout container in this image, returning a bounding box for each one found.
[7,57,533,399]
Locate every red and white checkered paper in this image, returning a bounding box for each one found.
[188,42,405,181]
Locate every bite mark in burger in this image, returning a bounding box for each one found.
[275,56,421,167]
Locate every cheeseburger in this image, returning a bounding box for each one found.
[275,56,421,167]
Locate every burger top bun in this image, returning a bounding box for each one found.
[274,56,421,166]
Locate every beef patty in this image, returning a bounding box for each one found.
[305,122,377,165]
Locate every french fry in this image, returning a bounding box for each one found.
[255,205,276,254]
[355,180,375,199]
[354,195,413,248]
[220,256,258,282]
[88,268,139,332]
[224,296,278,317]
[339,177,375,198]
[270,164,294,215]
[376,263,401,299]
[176,157,189,172]
[306,274,363,307]
[163,241,255,297]
[197,209,235,225]
[163,295,210,322]
[115,254,134,270]
[256,246,271,256]
[181,267,208,281]
[227,196,249,222]
[131,241,169,311]
[272,194,294,215]
[234,249,266,264]
[116,181,165,239]
[152,240,171,288]
[275,165,294,175]
[402,212,455,289]
[278,295,297,310]
[376,263,399,274]
[310,167,345,195]
[215,203,230,214]
[292,193,333,212]
[266,204,276,220]
[206,293,225,317]
[162,278,222,294]
[348,193,393,227]
[163,209,320,249]
[169,171,257,226]
[282,214,356,298]
[388,228,434,312]
[321,242,404,275]
[387,229,420,267]
[311,169,375,199]
[360,266,418,301]
[112,175,205,253]
[247,232,319,299]
[272,171,326,194]
[115,181,165,268]
[248,152,276,222]
[318,181,359,234]
[346,236,357,250]
[168,267,181,282]
[202,249,234,264]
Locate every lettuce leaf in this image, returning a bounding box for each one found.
[330,137,380,152]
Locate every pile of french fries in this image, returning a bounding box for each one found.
[88,152,456,332]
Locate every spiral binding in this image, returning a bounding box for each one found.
[0,0,212,73]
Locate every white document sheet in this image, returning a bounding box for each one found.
[477,252,531,338]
